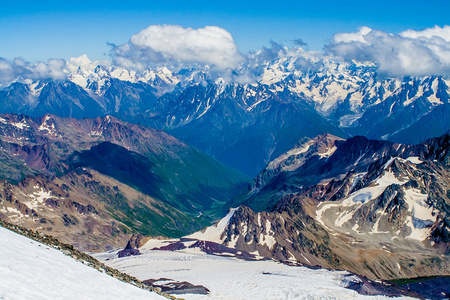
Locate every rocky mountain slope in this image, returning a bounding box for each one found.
[0,113,248,250]
[171,133,450,280]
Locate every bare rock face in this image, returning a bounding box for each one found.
[143,278,210,295]
[117,233,146,258]
[127,233,145,249]
[118,242,140,258]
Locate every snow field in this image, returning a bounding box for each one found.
[0,226,166,300]
[96,248,413,300]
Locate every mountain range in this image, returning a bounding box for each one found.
[1,52,450,287]
[1,55,449,176]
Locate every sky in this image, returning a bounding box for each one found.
[1,0,450,62]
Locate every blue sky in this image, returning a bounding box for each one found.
[1,0,449,62]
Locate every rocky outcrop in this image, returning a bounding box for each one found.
[118,234,142,258]
[143,278,210,295]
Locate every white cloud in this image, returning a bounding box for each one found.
[400,25,450,42]
[331,26,373,44]
[326,26,450,76]
[0,55,112,87]
[0,58,69,87]
[110,25,245,71]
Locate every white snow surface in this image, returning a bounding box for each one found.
[318,145,337,158]
[186,208,238,243]
[316,157,436,240]
[266,139,314,171]
[24,186,55,210]
[316,169,406,230]
[38,115,57,136]
[403,188,436,241]
[95,248,410,300]
[10,119,29,129]
[0,226,165,300]
[406,157,423,164]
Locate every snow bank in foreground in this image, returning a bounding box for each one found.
[0,226,165,300]
[96,248,413,300]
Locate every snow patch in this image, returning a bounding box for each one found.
[38,115,57,136]
[318,146,337,158]
[11,119,29,129]
[406,157,423,164]
[267,139,314,171]
[186,208,238,243]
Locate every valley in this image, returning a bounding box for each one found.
[1,39,450,299]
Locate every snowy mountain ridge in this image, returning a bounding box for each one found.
[1,53,450,176]
[8,53,449,119]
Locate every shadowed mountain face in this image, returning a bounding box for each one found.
[177,133,450,280]
[154,84,349,176]
[0,113,249,251]
[68,142,162,200]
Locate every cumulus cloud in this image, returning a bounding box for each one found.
[0,57,69,87]
[326,25,450,77]
[110,25,245,71]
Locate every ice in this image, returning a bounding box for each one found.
[1,207,24,221]
[335,211,355,227]
[375,170,407,185]
[403,188,436,241]
[403,85,424,106]
[404,188,433,221]
[258,219,276,249]
[24,187,55,210]
[427,78,443,105]
[38,115,57,136]
[353,192,372,203]
[266,139,314,171]
[405,215,431,241]
[260,63,289,85]
[349,172,367,192]
[339,113,363,127]
[317,166,408,230]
